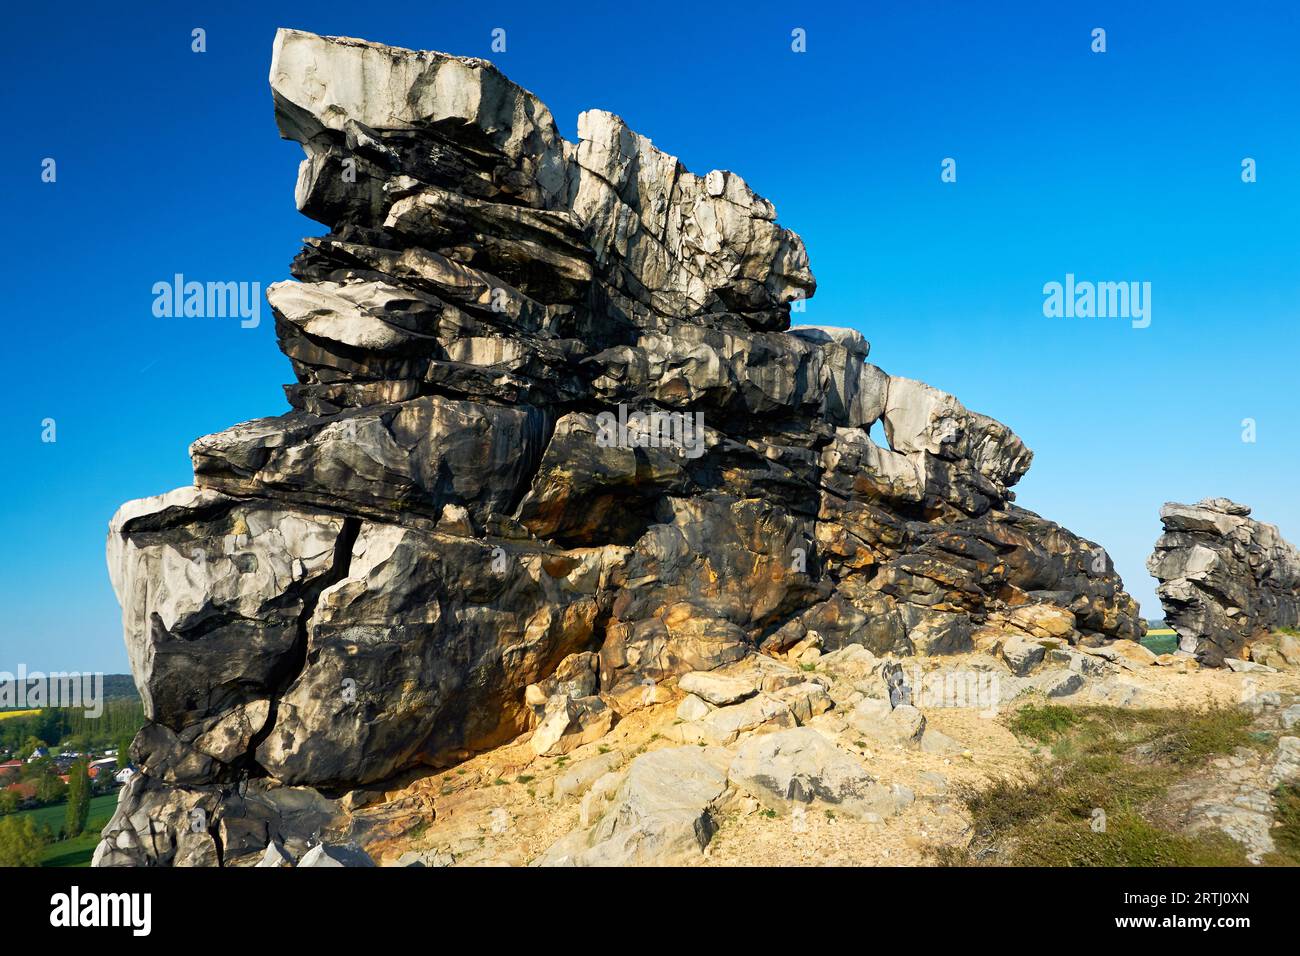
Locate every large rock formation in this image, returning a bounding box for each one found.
[1148,498,1300,665]
[94,29,1139,866]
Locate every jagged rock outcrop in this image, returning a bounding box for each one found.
[94,29,1140,866]
[1148,498,1300,665]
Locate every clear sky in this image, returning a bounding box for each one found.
[3,1,1297,672]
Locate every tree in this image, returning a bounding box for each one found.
[65,760,90,838]
[0,814,45,867]
[0,791,17,815]
[116,732,134,770]
[35,768,64,805]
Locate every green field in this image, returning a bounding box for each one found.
[1141,628,1179,656]
[41,824,111,867]
[6,792,119,867]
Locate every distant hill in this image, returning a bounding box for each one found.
[103,675,139,701]
[0,674,138,711]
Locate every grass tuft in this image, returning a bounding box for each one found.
[1267,783,1300,863]
[1006,704,1079,743]
[938,705,1265,867]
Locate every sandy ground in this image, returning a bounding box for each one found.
[357,651,1300,867]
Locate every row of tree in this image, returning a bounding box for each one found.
[0,699,144,755]
[0,754,108,813]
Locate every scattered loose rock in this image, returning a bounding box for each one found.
[678,671,758,706]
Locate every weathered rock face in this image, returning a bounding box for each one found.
[1148,498,1300,665]
[96,28,1140,866]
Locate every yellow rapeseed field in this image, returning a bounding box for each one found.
[0,708,41,722]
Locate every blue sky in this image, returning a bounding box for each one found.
[2,0,1297,672]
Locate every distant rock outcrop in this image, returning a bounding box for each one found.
[94,29,1140,866]
[1147,498,1300,665]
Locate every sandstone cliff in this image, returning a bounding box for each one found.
[93,29,1140,866]
[1148,498,1300,665]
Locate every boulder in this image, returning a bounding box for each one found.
[1086,676,1149,708]
[1002,604,1076,641]
[1225,659,1276,675]
[1047,646,1109,677]
[1029,669,1085,698]
[1000,635,1047,675]
[847,699,927,747]
[770,682,834,723]
[675,694,713,722]
[297,843,377,867]
[727,727,901,818]
[535,746,729,865]
[1281,705,1300,731]
[1087,639,1157,670]
[678,671,759,706]
[553,750,626,800]
[1148,499,1300,665]
[693,694,797,745]
[530,695,614,757]
[1279,633,1300,666]
[1269,737,1300,787]
[254,842,295,868]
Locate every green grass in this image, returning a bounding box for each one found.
[20,793,120,867]
[980,809,1249,867]
[1006,704,1080,743]
[15,792,117,836]
[935,705,1270,867]
[404,818,430,843]
[40,827,109,867]
[1267,784,1300,864]
[1140,630,1179,656]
